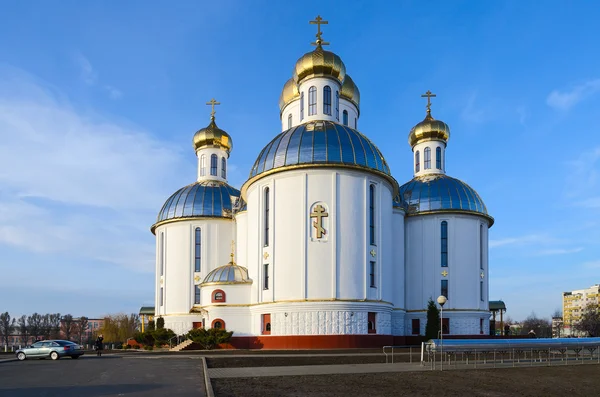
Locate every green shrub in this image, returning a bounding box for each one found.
[151,327,175,346]
[125,344,132,349]
[144,345,153,351]
[187,328,233,350]
[147,320,155,331]
[156,317,165,329]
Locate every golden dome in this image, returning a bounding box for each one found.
[293,44,346,85]
[408,112,450,148]
[340,74,360,108]
[193,118,233,153]
[278,78,300,112]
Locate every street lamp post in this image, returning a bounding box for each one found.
[437,295,447,371]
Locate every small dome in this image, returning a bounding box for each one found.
[279,78,300,112]
[152,181,240,231]
[408,113,450,148]
[398,174,493,225]
[340,75,360,109]
[202,263,252,285]
[293,45,346,85]
[193,119,233,153]
[249,121,391,179]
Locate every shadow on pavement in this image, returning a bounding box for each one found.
[0,384,161,396]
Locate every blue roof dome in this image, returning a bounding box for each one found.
[398,174,493,225]
[249,121,391,179]
[152,181,240,231]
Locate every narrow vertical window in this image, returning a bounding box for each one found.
[263,263,269,290]
[343,110,348,126]
[441,279,448,299]
[480,224,484,269]
[441,221,448,267]
[424,147,431,169]
[480,281,484,301]
[262,314,271,335]
[415,151,420,173]
[368,312,376,333]
[369,185,375,245]
[354,118,357,129]
[411,319,420,335]
[308,86,317,115]
[300,92,304,120]
[160,232,164,276]
[323,86,332,115]
[160,287,164,306]
[221,157,226,179]
[194,285,200,304]
[210,154,217,176]
[369,261,376,287]
[194,228,201,272]
[264,188,269,246]
[200,155,206,176]
[436,147,441,169]
[335,91,339,120]
[288,114,292,129]
[480,318,484,334]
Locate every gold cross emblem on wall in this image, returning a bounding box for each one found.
[480,272,485,279]
[310,205,328,239]
[441,270,448,277]
[263,252,269,260]
[370,249,376,257]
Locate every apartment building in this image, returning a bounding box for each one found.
[563,284,600,336]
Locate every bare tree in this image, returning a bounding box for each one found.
[17,315,28,345]
[520,312,552,338]
[0,312,16,348]
[27,313,43,341]
[49,313,61,339]
[77,317,89,344]
[575,303,600,337]
[61,314,76,341]
[40,314,51,339]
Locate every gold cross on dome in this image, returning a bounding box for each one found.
[310,15,330,47]
[441,270,448,277]
[310,204,329,239]
[420,90,436,115]
[230,240,235,262]
[480,272,485,279]
[206,98,220,120]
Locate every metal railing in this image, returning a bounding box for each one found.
[382,345,414,364]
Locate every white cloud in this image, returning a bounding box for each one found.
[546,79,600,110]
[489,234,548,248]
[74,53,122,100]
[0,66,188,272]
[583,260,600,269]
[535,247,583,256]
[565,146,600,203]
[461,91,486,123]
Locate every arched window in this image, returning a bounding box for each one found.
[288,114,292,129]
[200,155,206,176]
[415,151,420,173]
[212,289,226,303]
[221,157,226,179]
[211,319,225,329]
[159,232,164,276]
[194,285,200,304]
[264,188,270,247]
[300,92,304,120]
[369,185,375,245]
[343,110,348,126]
[308,86,317,116]
[424,147,431,169]
[194,228,201,272]
[436,147,442,169]
[323,86,332,115]
[480,224,484,270]
[441,221,448,267]
[335,91,339,120]
[210,154,217,176]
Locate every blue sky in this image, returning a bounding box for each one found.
[1,1,598,322]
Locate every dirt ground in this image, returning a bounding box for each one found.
[211,365,600,397]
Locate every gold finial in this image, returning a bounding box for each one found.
[206,98,220,121]
[421,90,436,118]
[230,240,235,262]
[310,15,330,47]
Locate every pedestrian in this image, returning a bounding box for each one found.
[95,334,104,357]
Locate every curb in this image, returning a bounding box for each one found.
[0,358,17,364]
[201,357,215,397]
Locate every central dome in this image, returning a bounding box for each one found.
[293,45,346,84]
[249,121,391,179]
[202,263,251,286]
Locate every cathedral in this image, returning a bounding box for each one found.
[150,17,494,348]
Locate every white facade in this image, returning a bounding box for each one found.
[151,27,493,341]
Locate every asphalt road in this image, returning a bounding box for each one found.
[0,354,206,397]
